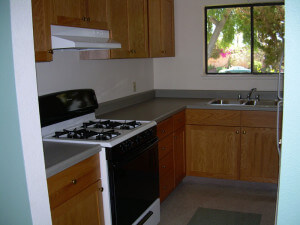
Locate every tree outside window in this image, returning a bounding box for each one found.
[205,3,284,75]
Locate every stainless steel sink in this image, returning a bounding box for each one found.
[208,99,247,105]
[244,99,278,106]
[208,98,278,107]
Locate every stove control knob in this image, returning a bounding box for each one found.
[119,143,127,153]
[126,140,134,149]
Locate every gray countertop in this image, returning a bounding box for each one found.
[43,97,278,178]
[43,142,101,178]
[99,97,278,123]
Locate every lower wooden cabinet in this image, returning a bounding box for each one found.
[186,125,240,180]
[174,126,185,186]
[186,109,280,184]
[159,151,175,202]
[240,127,279,183]
[157,110,186,202]
[47,154,104,225]
[51,180,105,225]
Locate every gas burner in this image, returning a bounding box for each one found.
[115,121,142,130]
[93,130,121,141]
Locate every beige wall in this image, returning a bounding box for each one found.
[36,52,154,103]
[153,0,283,91]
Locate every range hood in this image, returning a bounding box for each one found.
[51,25,121,51]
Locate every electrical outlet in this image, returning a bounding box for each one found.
[133,81,137,92]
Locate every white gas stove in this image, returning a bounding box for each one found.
[42,113,156,148]
[39,89,160,225]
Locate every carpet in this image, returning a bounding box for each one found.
[187,207,262,225]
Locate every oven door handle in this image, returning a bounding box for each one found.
[112,138,158,167]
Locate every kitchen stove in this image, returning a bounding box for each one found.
[39,89,160,225]
[42,116,156,148]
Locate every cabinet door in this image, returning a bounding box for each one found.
[51,180,104,225]
[110,0,148,58]
[109,0,130,58]
[52,0,86,27]
[186,125,240,180]
[160,0,174,56]
[174,126,185,186]
[127,0,149,58]
[240,127,279,183]
[86,0,108,29]
[148,0,174,57]
[31,0,53,61]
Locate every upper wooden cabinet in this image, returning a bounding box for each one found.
[51,0,108,29]
[148,0,175,57]
[109,0,149,58]
[31,0,53,62]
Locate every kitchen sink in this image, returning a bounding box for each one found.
[208,98,278,107]
[244,99,278,106]
[208,99,247,105]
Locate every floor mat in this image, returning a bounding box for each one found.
[187,207,261,225]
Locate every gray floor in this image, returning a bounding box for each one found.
[160,176,277,225]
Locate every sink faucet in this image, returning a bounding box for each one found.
[247,88,257,100]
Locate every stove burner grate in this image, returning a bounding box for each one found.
[53,128,121,140]
[82,120,142,130]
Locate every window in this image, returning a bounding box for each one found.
[205,3,284,75]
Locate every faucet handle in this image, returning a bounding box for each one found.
[237,94,242,99]
[255,95,260,101]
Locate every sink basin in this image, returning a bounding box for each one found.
[245,99,278,106]
[208,98,278,107]
[208,99,247,105]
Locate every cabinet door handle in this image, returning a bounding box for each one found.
[161,147,166,150]
[236,130,239,134]
[99,187,104,192]
[82,17,86,21]
[161,129,165,133]
[242,130,246,134]
[87,17,91,22]
[162,165,166,168]
[48,49,53,54]
[71,179,77,184]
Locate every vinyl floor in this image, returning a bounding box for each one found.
[159,176,277,225]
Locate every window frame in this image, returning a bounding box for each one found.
[205,2,285,75]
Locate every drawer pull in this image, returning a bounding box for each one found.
[236,130,239,134]
[161,129,166,133]
[243,130,246,134]
[71,179,77,184]
[162,165,166,168]
[161,147,166,150]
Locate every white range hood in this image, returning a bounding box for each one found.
[51,25,121,51]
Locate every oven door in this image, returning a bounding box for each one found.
[108,139,159,225]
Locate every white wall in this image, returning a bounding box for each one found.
[9,0,52,224]
[154,0,283,91]
[36,52,154,103]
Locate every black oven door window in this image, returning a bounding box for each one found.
[108,141,159,225]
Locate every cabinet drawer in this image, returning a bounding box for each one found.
[159,170,175,202]
[158,134,173,160]
[47,154,100,209]
[159,151,174,177]
[241,111,280,128]
[157,117,173,139]
[173,110,185,131]
[186,109,240,126]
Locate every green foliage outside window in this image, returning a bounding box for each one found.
[206,4,284,74]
